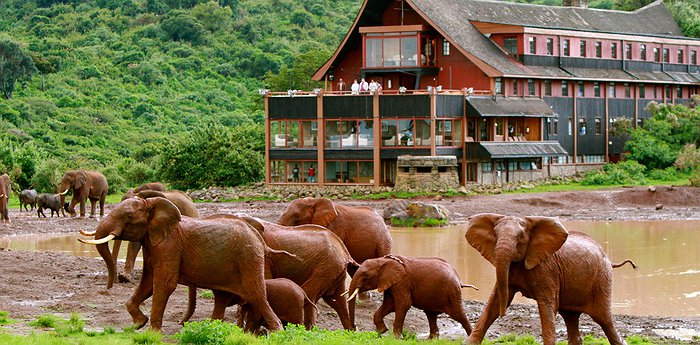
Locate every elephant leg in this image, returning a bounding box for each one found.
[322,281,353,330]
[299,283,324,330]
[536,299,559,345]
[120,242,142,283]
[180,286,198,324]
[425,311,439,339]
[126,261,153,329]
[391,296,412,338]
[588,309,624,345]
[237,277,282,332]
[560,310,583,345]
[89,198,97,218]
[100,194,106,217]
[373,294,395,335]
[212,290,236,320]
[468,287,516,344]
[80,199,86,218]
[445,302,472,336]
[149,269,179,331]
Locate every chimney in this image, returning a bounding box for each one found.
[563,0,588,7]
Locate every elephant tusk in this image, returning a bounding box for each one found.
[346,288,360,302]
[0,194,4,198]
[79,234,115,245]
[57,189,69,196]
[80,229,96,237]
[461,284,479,291]
[340,290,349,297]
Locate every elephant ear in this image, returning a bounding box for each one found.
[75,171,87,189]
[137,190,165,199]
[465,213,504,266]
[311,198,338,227]
[523,216,569,270]
[377,257,406,292]
[145,197,182,247]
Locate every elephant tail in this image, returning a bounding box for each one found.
[460,284,479,290]
[612,259,637,269]
[180,285,198,325]
[266,247,298,260]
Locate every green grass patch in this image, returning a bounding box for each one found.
[132,329,163,345]
[0,311,14,325]
[29,314,60,329]
[390,217,448,227]
[199,290,215,299]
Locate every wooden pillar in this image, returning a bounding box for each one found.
[317,93,325,186]
[604,83,610,162]
[264,94,271,185]
[373,92,381,187]
[430,88,437,156]
[573,86,578,165]
[634,84,639,129]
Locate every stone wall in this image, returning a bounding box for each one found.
[547,162,604,178]
[394,155,460,192]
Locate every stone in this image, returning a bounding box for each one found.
[655,204,663,210]
[383,199,411,220]
[406,202,449,221]
[648,186,656,192]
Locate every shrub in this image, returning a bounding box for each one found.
[174,319,250,345]
[29,314,60,328]
[133,329,163,345]
[0,311,12,325]
[582,160,647,186]
[54,313,84,336]
[647,167,682,181]
[31,158,69,193]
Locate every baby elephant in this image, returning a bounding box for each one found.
[19,189,38,211]
[347,254,474,339]
[37,193,66,218]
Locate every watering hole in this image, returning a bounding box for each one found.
[1,219,699,318]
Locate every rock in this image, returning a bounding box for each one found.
[434,195,443,201]
[383,199,411,220]
[406,202,449,221]
[655,204,663,210]
[648,186,656,192]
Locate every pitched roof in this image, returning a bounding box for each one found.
[466,97,557,117]
[467,141,568,159]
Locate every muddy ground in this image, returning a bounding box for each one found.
[0,186,699,343]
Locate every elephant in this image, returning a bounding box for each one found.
[82,189,201,287]
[182,278,315,333]
[57,170,108,218]
[182,214,358,330]
[465,213,636,345]
[346,254,474,339]
[278,197,392,265]
[0,173,10,222]
[121,182,166,201]
[37,193,66,218]
[78,197,282,332]
[19,189,38,212]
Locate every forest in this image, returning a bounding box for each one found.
[0,0,698,193]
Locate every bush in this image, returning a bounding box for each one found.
[174,319,255,345]
[582,160,647,186]
[647,167,682,181]
[31,157,69,193]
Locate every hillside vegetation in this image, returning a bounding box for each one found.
[0,0,698,193]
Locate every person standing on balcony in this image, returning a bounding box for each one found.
[307,165,316,183]
[292,164,300,182]
[369,80,378,94]
[337,78,346,92]
[359,78,369,93]
[351,79,360,94]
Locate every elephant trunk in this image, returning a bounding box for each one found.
[82,217,124,289]
[96,241,116,289]
[346,281,361,329]
[494,243,514,318]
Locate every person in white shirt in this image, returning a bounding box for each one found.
[350,79,360,95]
[368,80,377,94]
[359,78,369,93]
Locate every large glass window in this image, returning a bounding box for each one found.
[270,160,318,183]
[270,120,317,148]
[495,78,503,95]
[325,119,373,148]
[436,119,462,146]
[578,81,584,97]
[504,37,518,55]
[364,32,419,68]
[382,118,430,147]
[624,83,631,98]
[325,161,373,184]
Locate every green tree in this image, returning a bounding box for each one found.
[263,50,329,91]
[160,11,207,44]
[191,1,233,32]
[0,40,38,99]
[30,53,59,92]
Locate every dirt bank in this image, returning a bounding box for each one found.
[0,186,699,342]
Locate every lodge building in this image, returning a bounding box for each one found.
[264,0,700,186]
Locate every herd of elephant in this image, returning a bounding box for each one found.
[3,169,635,344]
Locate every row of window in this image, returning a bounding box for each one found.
[496,78,691,99]
[521,36,699,64]
[546,117,606,136]
[270,119,463,148]
[270,160,373,184]
[482,160,540,173]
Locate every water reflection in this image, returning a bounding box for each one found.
[390,220,700,317]
[2,220,699,317]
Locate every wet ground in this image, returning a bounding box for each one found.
[0,186,699,342]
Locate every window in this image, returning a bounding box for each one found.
[595,118,602,135]
[624,83,631,98]
[593,82,600,97]
[270,120,318,148]
[436,119,462,146]
[678,49,684,64]
[482,162,493,173]
[579,118,587,135]
[640,44,647,61]
[326,120,374,148]
[677,85,682,98]
[562,80,569,96]
[580,40,586,57]
[608,82,616,97]
[653,47,660,62]
[529,37,536,54]
[563,39,570,56]
[625,43,632,59]
[270,160,319,183]
[546,38,554,55]
[495,78,503,95]
[528,79,535,96]
[512,79,518,96]
[547,117,558,136]
[577,81,584,97]
[611,42,618,59]
[568,118,572,135]
[595,41,602,58]
[504,37,518,55]
[639,84,645,98]
[663,48,669,63]
[442,39,450,56]
[324,161,373,184]
[665,85,671,99]
[364,32,419,67]
[544,80,552,96]
[692,50,697,65]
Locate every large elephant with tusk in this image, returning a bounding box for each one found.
[57,170,108,218]
[78,197,282,332]
[0,173,10,222]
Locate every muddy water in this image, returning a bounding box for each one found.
[2,220,699,317]
[390,220,700,318]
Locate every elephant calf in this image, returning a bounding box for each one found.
[19,189,38,212]
[37,193,65,218]
[347,254,474,339]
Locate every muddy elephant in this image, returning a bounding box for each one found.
[278,197,392,265]
[83,189,200,287]
[183,278,315,333]
[78,197,282,331]
[346,254,474,339]
[37,193,66,218]
[57,170,108,218]
[0,174,10,222]
[19,189,38,212]
[465,213,636,345]
[121,182,166,201]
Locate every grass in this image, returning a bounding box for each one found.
[390,217,449,227]
[0,311,14,325]
[506,177,690,195]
